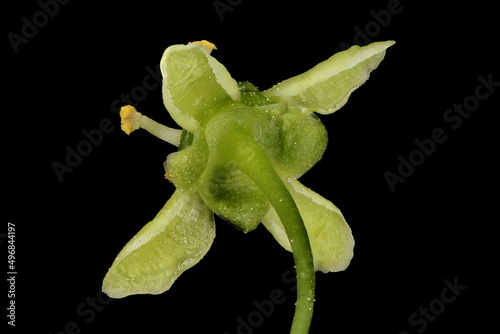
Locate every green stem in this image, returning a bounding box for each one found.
[221,133,315,334]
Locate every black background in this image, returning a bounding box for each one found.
[4,0,498,333]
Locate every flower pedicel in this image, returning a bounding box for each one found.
[102,39,394,333]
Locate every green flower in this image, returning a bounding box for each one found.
[102,40,394,333]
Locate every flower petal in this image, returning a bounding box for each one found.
[161,43,240,132]
[262,179,354,273]
[263,41,395,114]
[102,190,215,298]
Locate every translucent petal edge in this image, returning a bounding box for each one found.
[263,41,395,97]
[161,44,201,132]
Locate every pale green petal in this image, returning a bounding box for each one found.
[262,179,354,273]
[102,190,215,298]
[263,41,395,114]
[161,43,240,132]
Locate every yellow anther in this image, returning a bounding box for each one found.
[188,40,217,54]
[119,105,142,135]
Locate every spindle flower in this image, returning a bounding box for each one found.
[102,39,394,333]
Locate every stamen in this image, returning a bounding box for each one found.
[119,105,182,146]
